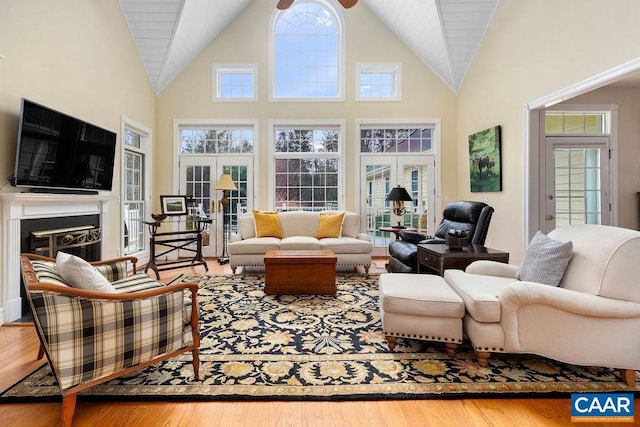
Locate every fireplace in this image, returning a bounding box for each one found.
[21,215,102,260]
[0,193,113,324]
[19,214,102,315]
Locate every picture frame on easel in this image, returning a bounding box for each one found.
[160,195,188,216]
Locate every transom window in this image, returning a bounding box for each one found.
[360,127,433,153]
[213,64,258,101]
[125,130,140,148]
[545,112,608,134]
[356,63,401,101]
[271,123,344,210]
[271,0,344,100]
[180,127,254,154]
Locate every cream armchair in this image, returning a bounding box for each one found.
[444,224,640,385]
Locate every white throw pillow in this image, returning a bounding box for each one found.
[516,231,573,286]
[56,251,116,293]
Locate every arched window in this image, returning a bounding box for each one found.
[271,0,344,100]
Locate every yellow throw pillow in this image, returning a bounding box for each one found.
[253,211,283,238]
[315,212,345,239]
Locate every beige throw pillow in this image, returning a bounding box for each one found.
[56,251,116,293]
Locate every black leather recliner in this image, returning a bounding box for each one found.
[387,201,494,273]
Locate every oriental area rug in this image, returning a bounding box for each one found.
[2,273,638,403]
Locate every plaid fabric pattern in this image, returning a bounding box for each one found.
[32,259,129,285]
[94,261,129,282]
[111,274,194,326]
[30,260,68,287]
[111,273,165,293]
[30,290,192,391]
[112,273,191,328]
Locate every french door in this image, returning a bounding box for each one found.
[360,155,435,256]
[544,136,610,231]
[179,156,253,257]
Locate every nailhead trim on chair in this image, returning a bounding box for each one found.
[231,263,369,268]
[462,333,504,352]
[472,344,504,352]
[384,331,462,344]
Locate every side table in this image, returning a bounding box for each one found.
[378,226,418,239]
[144,218,212,279]
[378,226,418,270]
[417,243,509,276]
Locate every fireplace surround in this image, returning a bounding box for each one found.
[0,193,114,324]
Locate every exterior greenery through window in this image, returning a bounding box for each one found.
[180,128,254,154]
[185,165,211,218]
[359,123,436,245]
[360,128,433,153]
[273,0,342,99]
[274,127,340,210]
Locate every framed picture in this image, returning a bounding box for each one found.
[469,125,502,192]
[160,195,188,216]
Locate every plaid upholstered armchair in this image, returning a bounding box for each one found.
[20,253,201,427]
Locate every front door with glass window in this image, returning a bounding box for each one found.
[544,136,610,231]
[360,155,435,257]
[179,157,253,258]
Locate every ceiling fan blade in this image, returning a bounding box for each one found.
[277,0,295,10]
[338,0,358,8]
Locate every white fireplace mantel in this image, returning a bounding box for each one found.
[0,192,114,324]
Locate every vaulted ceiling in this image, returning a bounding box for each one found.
[118,0,500,95]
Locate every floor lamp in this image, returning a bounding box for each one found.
[216,173,237,264]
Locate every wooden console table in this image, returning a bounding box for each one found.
[417,243,509,276]
[144,218,211,279]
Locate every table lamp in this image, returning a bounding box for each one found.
[385,185,412,228]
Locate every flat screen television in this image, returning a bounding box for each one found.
[12,98,117,193]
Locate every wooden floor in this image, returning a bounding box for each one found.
[0,258,633,426]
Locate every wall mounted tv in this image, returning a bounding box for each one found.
[12,98,117,193]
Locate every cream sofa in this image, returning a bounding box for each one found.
[443,224,640,385]
[229,210,372,274]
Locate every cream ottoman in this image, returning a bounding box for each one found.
[378,273,464,357]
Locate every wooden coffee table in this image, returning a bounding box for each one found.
[264,250,337,295]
